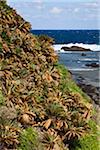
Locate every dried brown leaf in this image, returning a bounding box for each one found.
[44,119,52,129]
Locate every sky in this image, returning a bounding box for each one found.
[7,0,100,29]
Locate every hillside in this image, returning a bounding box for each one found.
[0,1,99,150]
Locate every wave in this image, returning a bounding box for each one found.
[69,68,98,71]
[53,43,100,52]
[79,58,98,61]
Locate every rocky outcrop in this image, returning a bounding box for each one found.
[61,46,91,51]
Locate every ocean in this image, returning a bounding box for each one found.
[31,30,100,87]
[31,30,99,44]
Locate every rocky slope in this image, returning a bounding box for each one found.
[0,1,99,150]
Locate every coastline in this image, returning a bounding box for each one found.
[53,43,100,105]
[72,70,100,105]
[72,69,100,88]
[0,1,99,150]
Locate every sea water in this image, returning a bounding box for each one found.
[31,30,100,87]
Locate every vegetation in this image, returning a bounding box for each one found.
[75,120,99,150]
[18,127,43,150]
[0,1,99,150]
[0,90,5,106]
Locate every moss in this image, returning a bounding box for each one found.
[18,127,43,150]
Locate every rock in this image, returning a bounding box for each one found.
[85,63,99,68]
[0,106,17,120]
[61,46,91,51]
[81,53,86,56]
[61,46,71,51]
[77,83,100,105]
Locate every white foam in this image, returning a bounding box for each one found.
[53,43,100,52]
[69,68,97,71]
[79,58,98,61]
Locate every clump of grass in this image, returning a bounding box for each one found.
[18,127,43,150]
[46,102,67,119]
[68,115,99,150]
[0,89,5,106]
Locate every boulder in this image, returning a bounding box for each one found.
[61,46,91,51]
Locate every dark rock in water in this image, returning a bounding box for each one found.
[85,63,99,68]
[81,53,86,56]
[61,46,91,51]
[61,46,71,51]
[71,46,91,51]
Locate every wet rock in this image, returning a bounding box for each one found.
[85,63,99,68]
[77,83,100,105]
[81,53,86,56]
[61,46,71,51]
[61,46,91,51]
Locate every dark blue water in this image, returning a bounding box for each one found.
[31,30,100,44]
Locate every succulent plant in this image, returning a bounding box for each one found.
[0,2,94,150]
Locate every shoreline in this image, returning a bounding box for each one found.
[71,69,100,105]
[71,69,100,88]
